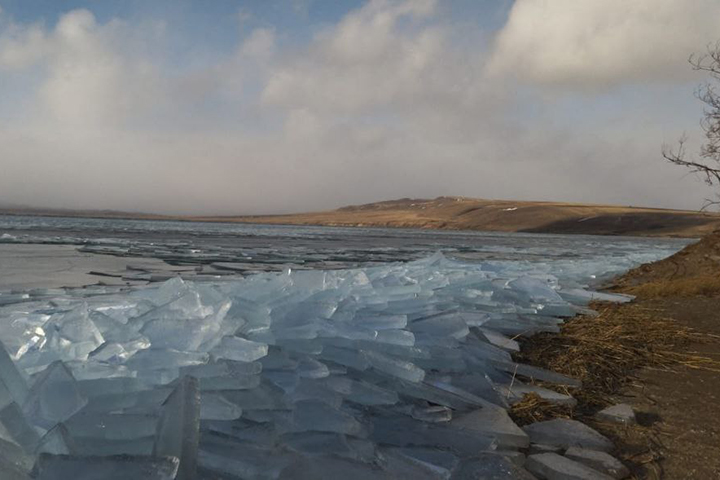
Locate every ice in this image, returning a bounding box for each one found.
[410,405,453,423]
[200,392,243,420]
[389,447,460,479]
[198,433,295,479]
[0,249,672,476]
[87,342,129,364]
[502,381,577,407]
[318,345,370,370]
[209,336,268,362]
[526,453,615,480]
[322,377,398,406]
[369,416,496,456]
[33,454,180,480]
[453,453,538,479]
[523,419,614,452]
[222,381,288,410]
[78,387,172,415]
[125,348,208,371]
[22,361,87,429]
[0,436,34,479]
[280,399,366,436]
[0,340,29,406]
[478,328,520,352]
[0,402,40,451]
[364,350,425,383]
[72,436,155,456]
[450,406,530,448]
[35,424,75,455]
[410,313,470,340]
[65,413,158,441]
[153,376,200,480]
[76,377,151,398]
[283,431,356,457]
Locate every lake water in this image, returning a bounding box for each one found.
[0,214,692,279]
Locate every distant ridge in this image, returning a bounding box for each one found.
[2,197,719,237]
[0,205,173,221]
[195,196,720,238]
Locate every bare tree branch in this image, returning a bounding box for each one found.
[665,42,720,210]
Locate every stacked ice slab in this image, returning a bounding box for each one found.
[0,253,634,479]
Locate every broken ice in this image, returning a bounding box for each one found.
[0,250,668,477]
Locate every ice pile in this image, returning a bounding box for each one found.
[0,253,635,479]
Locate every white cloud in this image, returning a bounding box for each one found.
[0,23,49,70]
[0,1,714,215]
[261,0,453,114]
[487,0,720,87]
[241,28,276,58]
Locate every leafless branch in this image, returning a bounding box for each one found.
[664,42,720,209]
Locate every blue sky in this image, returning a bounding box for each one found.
[0,0,717,214]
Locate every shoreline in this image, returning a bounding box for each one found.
[514,234,720,478]
[3,196,720,238]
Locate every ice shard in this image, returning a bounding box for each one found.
[33,454,180,480]
[153,376,200,480]
[0,340,28,406]
[22,361,87,430]
[0,245,673,476]
[209,336,268,362]
[35,424,75,455]
[0,402,40,451]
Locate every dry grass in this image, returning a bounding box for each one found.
[510,302,720,425]
[624,275,720,298]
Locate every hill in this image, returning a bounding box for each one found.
[194,196,720,237]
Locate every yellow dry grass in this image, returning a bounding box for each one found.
[624,275,720,298]
[510,302,720,425]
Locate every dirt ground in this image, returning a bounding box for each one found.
[517,232,720,479]
[606,297,720,479]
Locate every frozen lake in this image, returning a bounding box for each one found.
[0,215,694,478]
[0,214,691,281]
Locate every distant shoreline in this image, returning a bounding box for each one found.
[2,196,719,238]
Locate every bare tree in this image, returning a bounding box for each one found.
[663,42,720,210]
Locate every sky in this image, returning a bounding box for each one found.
[0,0,719,215]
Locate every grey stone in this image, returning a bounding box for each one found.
[564,448,630,479]
[451,453,538,479]
[529,443,563,455]
[526,453,615,480]
[522,419,614,452]
[595,404,636,425]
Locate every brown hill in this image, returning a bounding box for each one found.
[195,196,720,238]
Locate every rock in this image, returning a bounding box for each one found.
[451,453,538,479]
[595,404,636,425]
[529,444,563,455]
[522,419,614,452]
[564,448,629,479]
[526,453,615,480]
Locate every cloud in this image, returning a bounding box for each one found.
[487,0,720,88]
[262,0,450,115]
[0,1,714,215]
[0,10,166,129]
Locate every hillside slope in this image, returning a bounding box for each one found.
[195,197,720,237]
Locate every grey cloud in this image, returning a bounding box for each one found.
[0,1,715,215]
